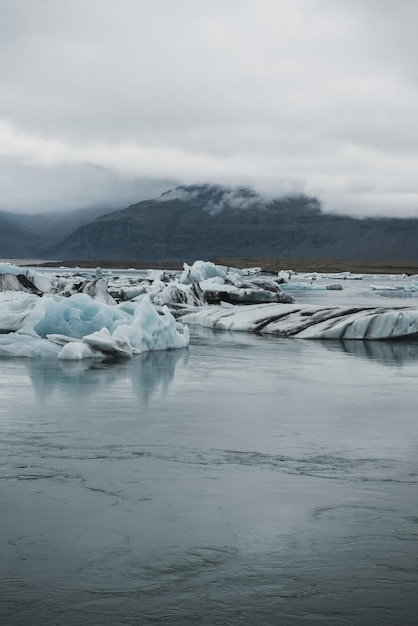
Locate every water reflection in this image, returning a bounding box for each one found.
[319,338,418,366]
[130,348,189,403]
[1,348,189,403]
[191,325,418,367]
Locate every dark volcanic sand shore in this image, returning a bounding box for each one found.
[32,258,418,274]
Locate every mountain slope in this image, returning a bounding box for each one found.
[42,185,418,262]
[0,212,36,258]
[0,205,120,259]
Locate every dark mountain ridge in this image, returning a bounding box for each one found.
[41,185,418,262]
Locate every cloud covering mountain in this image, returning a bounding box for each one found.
[1,1,418,217]
[42,185,418,263]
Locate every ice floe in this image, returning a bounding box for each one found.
[370,281,418,297]
[180,261,292,305]
[0,293,189,360]
[1,260,418,359]
[280,283,343,293]
[178,303,418,340]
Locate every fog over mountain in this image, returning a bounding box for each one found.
[40,185,418,263]
[0,211,35,257]
[2,1,418,218]
[0,160,176,215]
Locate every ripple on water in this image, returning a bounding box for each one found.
[2,533,418,625]
[147,447,418,485]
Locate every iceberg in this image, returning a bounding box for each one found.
[0,273,42,295]
[0,262,52,293]
[180,260,228,284]
[178,303,418,340]
[201,281,293,305]
[323,271,363,280]
[2,261,418,355]
[280,283,343,292]
[0,294,39,332]
[151,282,207,308]
[179,260,293,305]
[180,260,260,284]
[0,293,189,359]
[370,281,418,297]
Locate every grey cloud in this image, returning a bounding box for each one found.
[160,185,264,215]
[0,158,175,214]
[159,188,202,204]
[204,188,263,216]
[1,0,418,217]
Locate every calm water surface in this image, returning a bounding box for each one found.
[1,329,418,625]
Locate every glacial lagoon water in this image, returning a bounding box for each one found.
[1,325,418,625]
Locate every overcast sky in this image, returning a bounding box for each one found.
[1,0,418,216]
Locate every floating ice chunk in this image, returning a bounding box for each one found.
[325,283,343,291]
[240,267,261,276]
[201,283,293,305]
[177,260,292,304]
[0,273,41,294]
[326,272,363,280]
[112,297,189,353]
[246,277,289,293]
[94,267,113,278]
[197,274,293,304]
[278,270,291,282]
[200,277,226,288]
[57,341,98,360]
[179,303,418,340]
[371,285,400,292]
[370,282,418,295]
[83,328,134,358]
[151,282,207,307]
[147,269,169,282]
[297,309,418,339]
[119,286,148,300]
[77,277,116,304]
[0,294,39,332]
[108,276,152,301]
[0,293,190,359]
[0,262,25,276]
[180,260,260,284]
[50,275,116,303]
[0,334,61,358]
[19,293,130,339]
[180,261,227,284]
[0,262,52,293]
[47,333,81,346]
[280,283,343,292]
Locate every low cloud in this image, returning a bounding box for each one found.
[203,188,263,216]
[160,185,264,215]
[0,154,175,214]
[1,1,418,217]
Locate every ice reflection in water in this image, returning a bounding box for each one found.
[17,347,190,402]
[319,337,418,366]
[1,330,418,625]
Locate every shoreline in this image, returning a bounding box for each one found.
[25,257,418,274]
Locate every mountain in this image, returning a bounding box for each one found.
[0,205,118,259]
[42,185,418,262]
[0,211,37,258]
